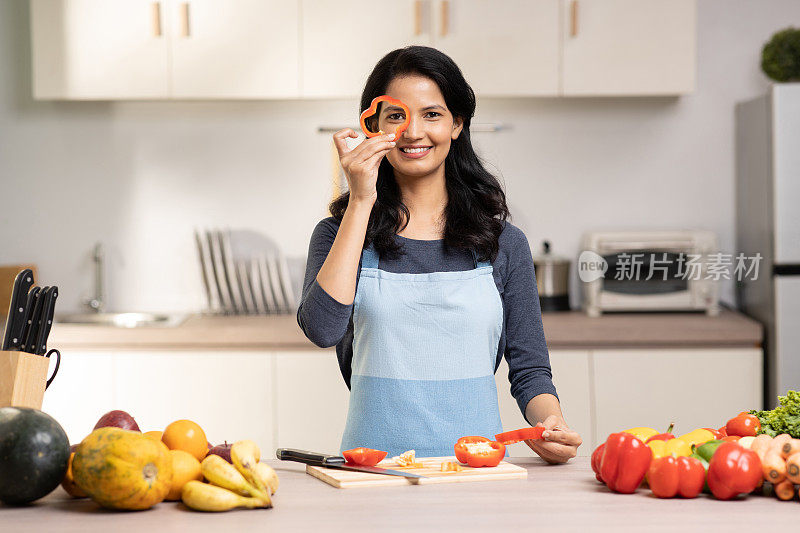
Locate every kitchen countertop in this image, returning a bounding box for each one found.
[2,457,793,532]
[45,308,762,350]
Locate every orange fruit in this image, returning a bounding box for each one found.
[166,449,202,501]
[162,419,208,461]
[144,430,163,441]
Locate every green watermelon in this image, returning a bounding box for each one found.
[0,407,70,505]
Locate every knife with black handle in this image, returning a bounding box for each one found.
[18,286,41,351]
[2,269,35,351]
[276,448,426,479]
[20,286,47,354]
[33,286,58,355]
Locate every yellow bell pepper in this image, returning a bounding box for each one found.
[648,438,692,458]
[623,427,658,443]
[676,428,715,448]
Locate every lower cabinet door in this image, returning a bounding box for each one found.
[592,348,763,443]
[495,349,592,456]
[274,349,350,454]
[113,351,274,452]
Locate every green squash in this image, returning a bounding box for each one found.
[0,407,70,505]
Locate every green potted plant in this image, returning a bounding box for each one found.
[762,27,800,82]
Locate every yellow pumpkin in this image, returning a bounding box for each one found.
[72,427,173,510]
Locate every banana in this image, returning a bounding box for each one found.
[181,481,269,512]
[201,454,270,502]
[254,461,279,495]
[231,440,270,496]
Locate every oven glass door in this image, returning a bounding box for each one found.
[602,250,689,295]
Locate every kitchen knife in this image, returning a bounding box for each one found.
[276,448,426,479]
[2,268,35,350]
[20,286,47,354]
[33,286,58,355]
[19,286,42,351]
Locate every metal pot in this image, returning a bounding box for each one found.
[533,240,571,312]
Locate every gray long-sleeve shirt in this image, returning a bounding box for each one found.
[296,217,558,422]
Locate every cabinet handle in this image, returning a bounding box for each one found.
[440,0,449,37]
[414,0,422,35]
[180,2,191,37]
[570,0,579,37]
[151,2,162,37]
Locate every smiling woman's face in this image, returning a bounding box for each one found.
[379,74,463,179]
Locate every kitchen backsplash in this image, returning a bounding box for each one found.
[1,0,797,313]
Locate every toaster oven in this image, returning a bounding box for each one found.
[580,230,720,317]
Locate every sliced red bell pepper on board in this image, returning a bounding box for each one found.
[599,432,652,494]
[453,436,505,468]
[495,426,545,445]
[342,447,388,467]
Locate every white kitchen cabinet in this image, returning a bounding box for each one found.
[170,0,300,98]
[31,0,170,99]
[300,0,431,98]
[274,349,350,453]
[432,0,560,96]
[40,351,116,444]
[561,0,696,95]
[592,348,762,443]
[495,349,593,456]
[112,351,274,451]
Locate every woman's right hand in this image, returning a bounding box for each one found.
[332,128,396,206]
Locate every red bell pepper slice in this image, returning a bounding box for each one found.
[494,426,545,445]
[359,95,410,139]
[599,432,652,494]
[453,436,505,468]
[647,455,705,498]
[707,442,762,500]
[342,447,388,467]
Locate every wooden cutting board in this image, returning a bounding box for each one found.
[307,456,527,488]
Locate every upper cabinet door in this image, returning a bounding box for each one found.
[31,0,169,99]
[561,0,696,96]
[432,0,560,97]
[169,0,300,98]
[301,0,431,98]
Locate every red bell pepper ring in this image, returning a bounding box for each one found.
[453,436,505,468]
[599,432,652,494]
[707,442,762,500]
[591,443,606,483]
[494,426,545,445]
[725,413,761,437]
[647,455,705,498]
[359,95,410,139]
[342,447,388,467]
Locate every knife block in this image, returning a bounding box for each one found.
[0,350,50,409]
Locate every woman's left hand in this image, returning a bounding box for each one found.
[524,415,582,464]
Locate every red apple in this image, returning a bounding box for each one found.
[207,442,233,463]
[94,410,141,432]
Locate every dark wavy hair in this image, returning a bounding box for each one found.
[328,46,509,262]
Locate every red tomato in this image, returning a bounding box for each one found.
[342,447,387,467]
[725,414,761,437]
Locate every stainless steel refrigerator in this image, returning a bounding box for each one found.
[736,84,800,408]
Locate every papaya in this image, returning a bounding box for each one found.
[72,427,173,510]
[61,447,88,498]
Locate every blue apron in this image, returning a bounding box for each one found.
[340,242,505,457]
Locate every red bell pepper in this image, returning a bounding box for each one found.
[453,436,505,468]
[645,423,675,443]
[717,426,728,437]
[707,442,762,500]
[704,427,724,439]
[599,432,652,494]
[725,413,761,437]
[342,447,387,467]
[359,95,410,139]
[591,443,606,483]
[495,426,545,445]
[647,455,705,498]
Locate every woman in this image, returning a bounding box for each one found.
[298,46,581,463]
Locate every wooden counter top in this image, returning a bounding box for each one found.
[2,457,792,532]
[45,308,762,351]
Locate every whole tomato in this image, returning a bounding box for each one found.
[725,414,761,437]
